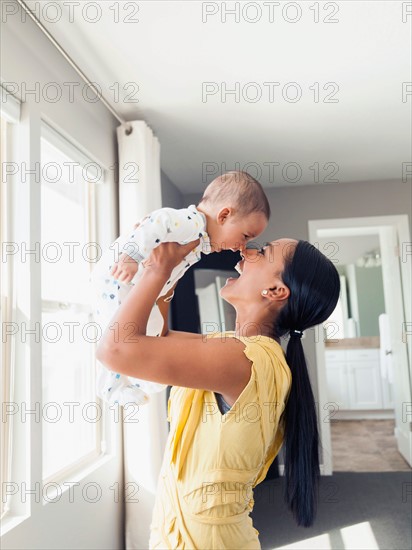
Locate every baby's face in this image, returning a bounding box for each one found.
[211,211,268,252]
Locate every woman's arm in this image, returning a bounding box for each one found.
[96,242,251,399]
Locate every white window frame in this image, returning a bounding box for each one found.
[0,85,22,522]
[1,82,21,124]
[1,104,118,537]
[1,116,17,521]
[39,122,113,483]
[40,138,102,485]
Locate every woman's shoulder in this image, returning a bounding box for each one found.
[206,331,291,378]
[206,330,284,352]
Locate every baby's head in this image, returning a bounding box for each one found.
[197,171,270,252]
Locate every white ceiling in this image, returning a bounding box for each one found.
[26,0,411,194]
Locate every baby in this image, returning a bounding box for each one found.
[91,171,270,407]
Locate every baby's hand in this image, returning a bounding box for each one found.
[110,253,139,284]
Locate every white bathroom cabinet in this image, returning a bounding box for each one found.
[325,348,394,411]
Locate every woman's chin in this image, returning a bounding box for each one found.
[220,278,237,300]
[222,277,238,292]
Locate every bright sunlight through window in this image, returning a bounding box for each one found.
[41,137,100,482]
[275,521,379,550]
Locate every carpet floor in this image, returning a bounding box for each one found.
[251,472,412,550]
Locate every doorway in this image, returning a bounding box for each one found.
[309,215,411,474]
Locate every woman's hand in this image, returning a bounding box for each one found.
[142,239,201,275]
[97,238,202,357]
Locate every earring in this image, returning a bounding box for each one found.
[261,290,268,296]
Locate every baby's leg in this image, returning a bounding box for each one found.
[92,266,153,404]
[96,368,149,406]
[92,262,167,405]
[125,300,167,395]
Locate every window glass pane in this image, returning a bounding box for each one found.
[41,139,93,304]
[42,308,97,479]
[41,136,99,480]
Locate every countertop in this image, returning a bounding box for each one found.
[325,336,380,349]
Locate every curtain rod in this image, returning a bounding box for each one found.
[16,0,133,135]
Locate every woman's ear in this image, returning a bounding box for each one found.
[268,281,290,302]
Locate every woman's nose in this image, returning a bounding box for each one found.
[240,248,257,261]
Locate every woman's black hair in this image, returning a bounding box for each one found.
[274,240,340,528]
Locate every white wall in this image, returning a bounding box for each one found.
[161,170,184,209]
[1,3,123,549]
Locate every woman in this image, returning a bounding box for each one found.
[97,237,340,549]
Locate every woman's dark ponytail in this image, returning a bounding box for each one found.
[275,241,340,527]
[282,333,320,528]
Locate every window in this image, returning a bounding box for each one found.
[40,135,102,483]
[0,78,119,545]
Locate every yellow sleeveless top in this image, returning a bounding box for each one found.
[149,332,292,549]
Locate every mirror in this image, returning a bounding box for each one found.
[319,234,386,340]
[194,269,237,333]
